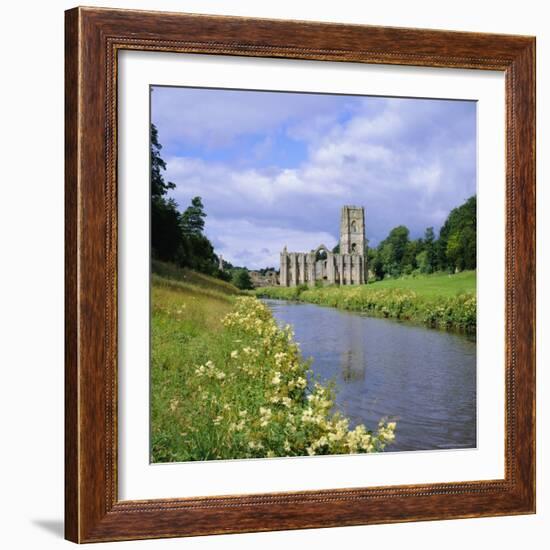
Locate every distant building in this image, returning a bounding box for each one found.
[279,206,367,287]
[249,269,279,288]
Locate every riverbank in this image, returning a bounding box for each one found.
[151,261,396,462]
[255,271,476,333]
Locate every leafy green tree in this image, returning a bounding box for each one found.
[386,226,410,265]
[423,227,436,273]
[439,196,476,272]
[402,239,422,274]
[415,250,430,274]
[232,269,254,290]
[376,225,410,277]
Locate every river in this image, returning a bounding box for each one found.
[263,299,477,452]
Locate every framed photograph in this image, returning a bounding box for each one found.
[65,7,536,543]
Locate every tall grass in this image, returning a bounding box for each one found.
[256,272,476,333]
[151,263,396,462]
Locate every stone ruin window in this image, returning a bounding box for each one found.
[351,243,357,253]
[351,220,357,233]
[315,249,328,262]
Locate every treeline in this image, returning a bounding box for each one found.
[151,124,229,281]
[367,196,476,280]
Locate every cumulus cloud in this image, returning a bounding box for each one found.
[155,88,476,269]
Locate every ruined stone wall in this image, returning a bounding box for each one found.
[279,249,365,287]
[278,206,367,287]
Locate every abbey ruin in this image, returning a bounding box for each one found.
[279,206,367,287]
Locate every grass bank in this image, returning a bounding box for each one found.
[151,261,396,462]
[255,271,476,333]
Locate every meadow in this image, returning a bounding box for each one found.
[255,271,476,333]
[151,261,396,462]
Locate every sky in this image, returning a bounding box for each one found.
[151,86,477,270]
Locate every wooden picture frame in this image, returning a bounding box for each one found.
[65,6,536,543]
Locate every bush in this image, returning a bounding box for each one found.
[231,269,254,290]
[256,283,476,334]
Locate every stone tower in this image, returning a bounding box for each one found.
[279,206,366,287]
[340,205,365,255]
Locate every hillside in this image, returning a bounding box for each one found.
[150,261,395,462]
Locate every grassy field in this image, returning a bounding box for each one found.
[255,271,476,333]
[151,261,396,462]
[364,270,475,298]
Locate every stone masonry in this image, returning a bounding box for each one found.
[279,206,366,287]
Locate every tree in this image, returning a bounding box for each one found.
[402,239,421,274]
[232,269,254,290]
[415,250,430,273]
[151,124,175,199]
[386,226,410,265]
[376,225,410,277]
[150,124,183,261]
[149,125,223,279]
[423,227,436,273]
[151,198,183,262]
[439,196,476,272]
[181,196,207,237]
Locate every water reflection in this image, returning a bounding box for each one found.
[264,299,477,452]
[340,317,366,383]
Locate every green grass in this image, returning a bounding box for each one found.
[151,261,396,462]
[366,270,476,298]
[152,259,240,296]
[255,271,476,333]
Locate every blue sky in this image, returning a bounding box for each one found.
[151,86,476,270]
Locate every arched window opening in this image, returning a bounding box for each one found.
[316,249,328,262]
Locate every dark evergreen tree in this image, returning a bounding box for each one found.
[181,196,207,237]
[151,124,175,199]
[150,124,182,261]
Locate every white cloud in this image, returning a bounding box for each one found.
[206,218,337,270]
[160,94,476,268]
[152,86,348,148]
